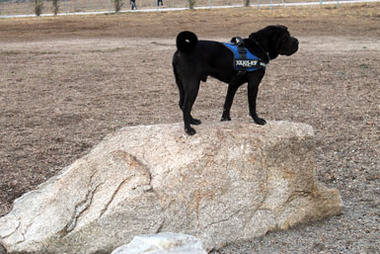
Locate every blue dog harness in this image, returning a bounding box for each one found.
[223,41,266,72]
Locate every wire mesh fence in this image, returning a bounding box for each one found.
[0,0,360,17]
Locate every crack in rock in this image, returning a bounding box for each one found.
[155,218,166,234]
[285,190,312,205]
[0,242,7,254]
[0,219,20,240]
[59,184,100,237]
[203,208,243,230]
[99,177,132,218]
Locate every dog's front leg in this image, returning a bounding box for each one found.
[221,84,239,121]
[247,71,266,125]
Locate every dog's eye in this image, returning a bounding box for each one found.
[185,39,190,43]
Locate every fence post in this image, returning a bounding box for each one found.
[108,0,111,14]
[28,0,31,14]
[65,0,68,14]
[209,0,212,8]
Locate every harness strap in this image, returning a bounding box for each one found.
[224,37,266,84]
[224,39,266,73]
[235,37,247,61]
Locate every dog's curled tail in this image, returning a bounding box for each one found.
[176,31,198,52]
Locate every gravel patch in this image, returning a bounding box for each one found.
[1,29,379,254]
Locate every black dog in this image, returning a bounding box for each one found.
[172,25,299,135]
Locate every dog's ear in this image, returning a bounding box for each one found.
[248,32,265,44]
[248,26,290,60]
[276,25,288,31]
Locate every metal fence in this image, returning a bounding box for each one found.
[0,0,373,17]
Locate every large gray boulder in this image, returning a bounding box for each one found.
[0,121,342,254]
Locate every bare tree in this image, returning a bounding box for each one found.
[52,0,59,15]
[114,0,124,13]
[34,0,44,16]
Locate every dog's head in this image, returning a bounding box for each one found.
[249,25,299,60]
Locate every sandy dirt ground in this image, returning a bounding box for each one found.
[0,3,379,253]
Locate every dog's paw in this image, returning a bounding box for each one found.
[190,118,201,125]
[221,113,231,121]
[253,117,266,125]
[185,126,196,135]
[221,116,231,121]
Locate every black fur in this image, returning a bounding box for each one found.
[172,25,299,135]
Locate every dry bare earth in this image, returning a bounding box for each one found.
[0,4,379,253]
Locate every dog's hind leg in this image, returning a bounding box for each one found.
[173,65,185,110]
[176,77,201,126]
[177,80,185,111]
[182,79,201,135]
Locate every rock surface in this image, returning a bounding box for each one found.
[0,121,342,254]
[111,232,206,254]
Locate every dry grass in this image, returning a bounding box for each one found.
[1,0,374,15]
[0,3,379,42]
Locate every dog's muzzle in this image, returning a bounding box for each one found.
[285,37,299,56]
